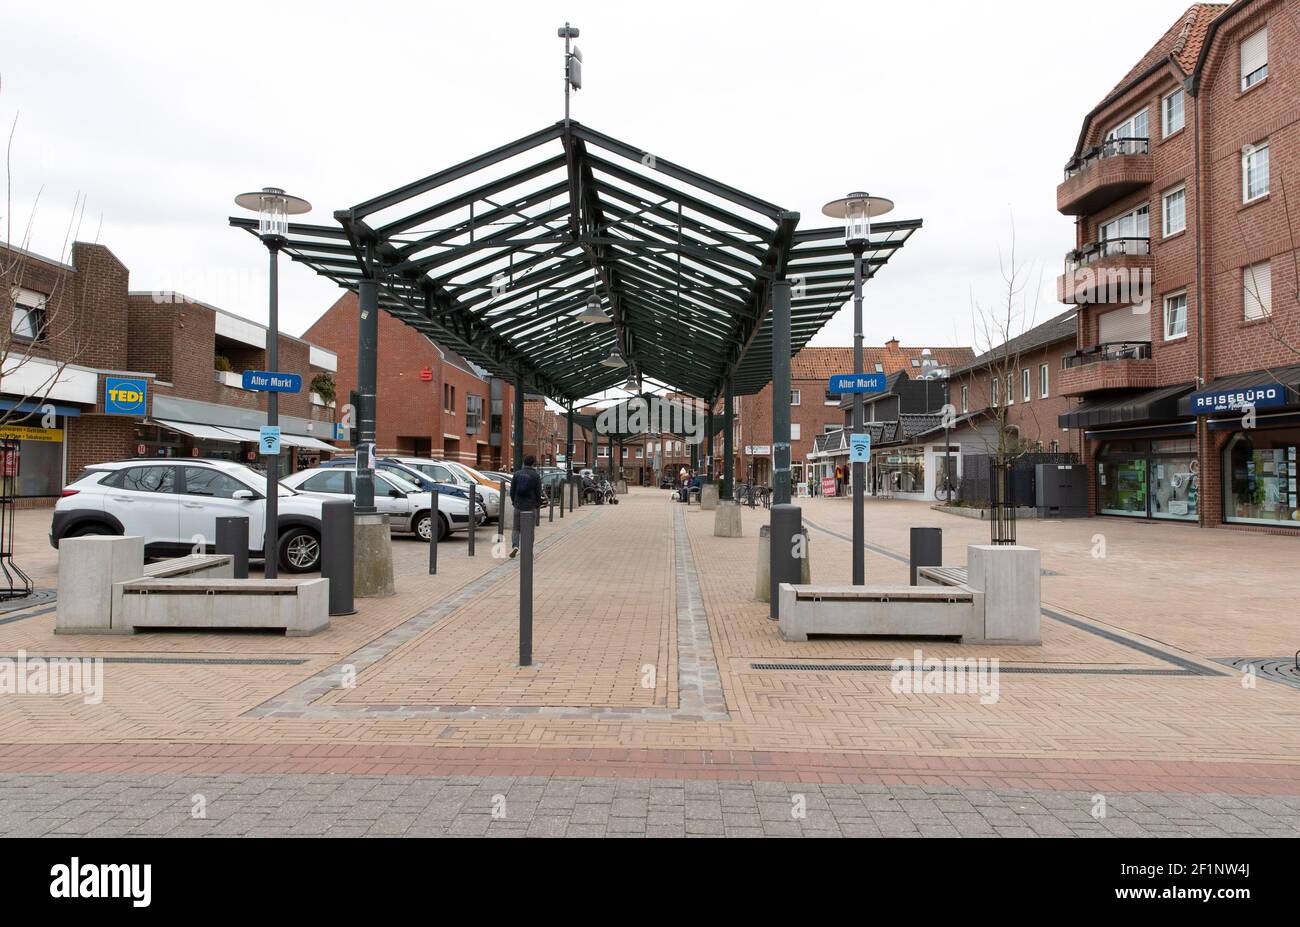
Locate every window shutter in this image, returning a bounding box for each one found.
[1097,306,1151,343]
[1241,28,1267,82]
[1244,262,1271,320]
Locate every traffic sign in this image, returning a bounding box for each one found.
[850,433,871,463]
[242,370,302,393]
[828,373,888,395]
[259,426,281,456]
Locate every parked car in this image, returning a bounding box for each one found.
[322,456,501,522]
[282,466,482,542]
[50,458,326,572]
[395,458,502,522]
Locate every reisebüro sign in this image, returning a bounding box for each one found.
[1189,384,1289,414]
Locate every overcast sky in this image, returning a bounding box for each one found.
[3,0,1192,375]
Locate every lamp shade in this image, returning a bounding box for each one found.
[822,192,893,245]
[235,187,312,240]
[599,349,627,368]
[576,294,610,324]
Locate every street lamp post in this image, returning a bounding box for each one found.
[822,192,893,586]
[234,187,311,579]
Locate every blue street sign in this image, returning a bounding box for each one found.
[850,433,871,464]
[829,373,888,395]
[1189,383,1289,414]
[242,370,302,393]
[259,426,281,456]
[333,422,348,441]
[104,377,149,416]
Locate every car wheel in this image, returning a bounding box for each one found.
[278,527,321,573]
[414,511,434,543]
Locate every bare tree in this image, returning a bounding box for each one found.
[966,218,1046,468]
[0,74,91,435]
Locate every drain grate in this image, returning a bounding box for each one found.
[1214,658,1300,690]
[750,662,1194,676]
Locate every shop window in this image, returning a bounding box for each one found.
[1224,430,1299,527]
[1097,439,1197,521]
[1150,439,1198,521]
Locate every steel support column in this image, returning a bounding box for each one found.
[722,381,734,501]
[851,244,866,586]
[512,372,524,471]
[355,274,379,514]
[772,279,792,507]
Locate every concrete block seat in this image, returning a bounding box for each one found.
[142,554,233,580]
[778,544,1041,645]
[111,577,329,636]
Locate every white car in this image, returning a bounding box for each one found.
[389,457,502,521]
[51,458,326,572]
[282,466,482,541]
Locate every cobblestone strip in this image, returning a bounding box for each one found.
[3,772,1297,838]
[246,504,729,722]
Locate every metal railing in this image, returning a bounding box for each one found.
[1062,341,1152,369]
[1064,237,1150,273]
[1064,137,1151,180]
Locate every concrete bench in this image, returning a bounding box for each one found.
[143,554,233,580]
[778,545,1041,645]
[111,578,329,636]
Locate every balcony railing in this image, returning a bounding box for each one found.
[1064,237,1151,274]
[1062,342,1152,369]
[1063,137,1150,180]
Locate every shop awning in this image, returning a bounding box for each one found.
[279,433,338,452]
[152,419,241,442]
[1,398,82,417]
[1059,382,1193,430]
[1179,363,1300,416]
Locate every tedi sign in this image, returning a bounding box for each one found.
[50,858,151,908]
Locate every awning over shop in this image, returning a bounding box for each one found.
[152,419,338,451]
[1179,363,1300,416]
[152,419,241,442]
[1059,382,1193,430]
[0,398,82,417]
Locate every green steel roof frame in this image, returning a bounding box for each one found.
[230,120,920,404]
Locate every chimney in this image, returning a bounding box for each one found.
[885,337,901,353]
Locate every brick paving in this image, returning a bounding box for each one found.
[2,493,1300,837]
[3,771,1299,838]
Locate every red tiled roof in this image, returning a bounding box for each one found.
[1103,3,1228,102]
[790,345,975,382]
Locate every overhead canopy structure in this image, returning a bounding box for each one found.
[232,120,919,404]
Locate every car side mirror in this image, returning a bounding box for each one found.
[232,489,260,501]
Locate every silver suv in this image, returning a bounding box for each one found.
[51,458,327,572]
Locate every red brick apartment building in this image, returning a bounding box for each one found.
[1055,0,1300,531]
[1,241,339,504]
[302,292,514,471]
[735,341,974,486]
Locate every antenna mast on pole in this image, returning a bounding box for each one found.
[558,23,582,127]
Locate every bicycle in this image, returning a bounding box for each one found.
[934,475,960,504]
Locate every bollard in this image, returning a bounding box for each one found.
[497,478,507,545]
[215,516,249,579]
[769,504,803,620]
[429,486,439,575]
[909,527,943,585]
[519,508,534,666]
[320,500,355,616]
[549,489,555,523]
[559,478,565,519]
[467,483,476,557]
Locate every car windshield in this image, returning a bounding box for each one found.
[381,471,422,494]
[217,463,297,497]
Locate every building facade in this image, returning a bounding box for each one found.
[302,292,514,471]
[2,241,339,505]
[1055,0,1300,531]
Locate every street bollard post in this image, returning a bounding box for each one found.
[519,508,534,666]
[428,485,439,575]
[320,500,355,616]
[467,483,476,557]
[215,516,249,579]
[769,504,803,620]
[909,527,943,585]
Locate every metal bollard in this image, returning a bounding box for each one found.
[519,509,534,666]
[429,486,439,575]
[769,504,803,620]
[549,489,555,523]
[497,478,507,544]
[467,483,476,557]
[215,516,249,579]
[320,500,355,616]
[909,527,943,585]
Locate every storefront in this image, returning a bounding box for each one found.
[1189,366,1300,530]
[0,399,83,501]
[143,396,338,474]
[1093,433,1198,521]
